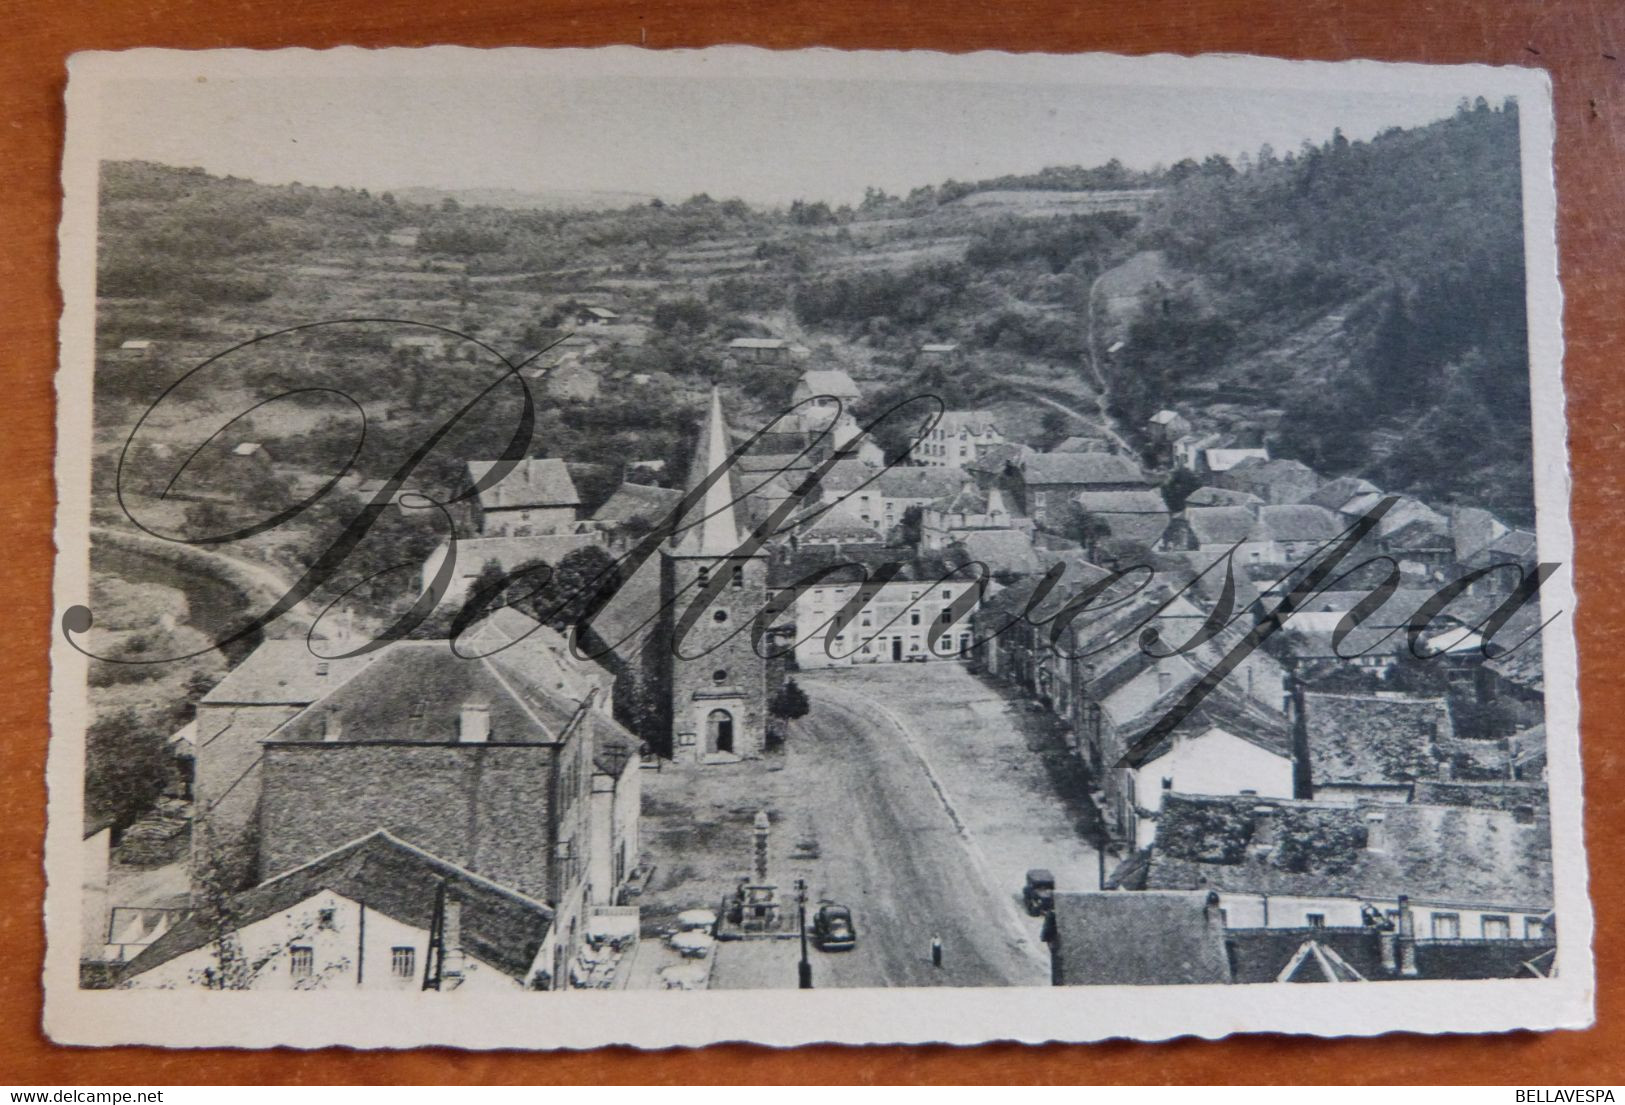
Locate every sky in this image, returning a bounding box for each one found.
[95,61,1521,206]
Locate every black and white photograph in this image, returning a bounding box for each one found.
[46,47,1588,1048]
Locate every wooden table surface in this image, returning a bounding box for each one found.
[2,0,1621,1085]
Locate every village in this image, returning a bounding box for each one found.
[81,318,1556,992]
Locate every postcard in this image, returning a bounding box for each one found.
[45,46,1590,1048]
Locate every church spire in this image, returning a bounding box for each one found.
[674,386,745,556]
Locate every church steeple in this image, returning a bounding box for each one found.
[673,387,746,557]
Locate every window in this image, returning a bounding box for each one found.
[713,609,728,623]
[391,946,416,979]
[290,946,314,980]
[910,611,921,626]
[1305,913,1326,930]
[1482,916,1511,940]
[711,669,728,685]
[1431,913,1460,939]
[939,609,952,624]
[317,907,337,931]
[698,566,710,586]
[941,589,951,600]
[732,565,745,590]
[1525,916,1547,940]
[860,613,872,627]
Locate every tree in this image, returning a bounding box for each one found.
[897,504,925,547]
[767,678,811,749]
[1064,505,1112,557]
[1039,410,1071,450]
[526,546,624,634]
[85,708,170,832]
[1162,468,1204,512]
[770,678,811,722]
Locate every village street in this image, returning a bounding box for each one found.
[638,662,1101,990]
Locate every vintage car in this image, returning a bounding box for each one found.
[1023,868,1056,916]
[811,903,857,951]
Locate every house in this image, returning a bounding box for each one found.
[1013,452,1150,529]
[790,368,862,411]
[1052,434,1113,454]
[1183,486,1262,508]
[1146,409,1192,443]
[773,547,981,670]
[1201,446,1270,475]
[1256,504,1346,562]
[1214,457,1321,505]
[573,306,620,328]
[1116,679,1295,848]
[123,831,556,991]
[816,465,966,536]
[728,337,790,365]
[1072,489,1171,548]
[1221,901,1557,983]
[1043,891,1231,986]
[1173,432,1226,471]
[1265,587,1444,674]
[391,333,449,358]
[251,636,639,982]
[917,411,1004,467]
[1306,476,1380,514]
[1376,498,1453,573]
[231,442,272,469]
[1451,506,1512,565]
[1297,691,1451,804]
[467,458,582,536]
[191,640,381,893]
[1114,792,1554,942]
[1464,529,1539,575]
[544,361,601,403]
[591,482,684,534]
[950,530,1046,578]
[793,514,886,551]
[1160,506,1276,565]
[919,485,1032,552]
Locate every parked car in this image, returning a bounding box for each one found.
[1023,868,1056,916]
[812,903,857,951]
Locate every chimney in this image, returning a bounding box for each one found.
[1248,804,1279,859]
[1289,676,1312,800]
[441,896,466,988]
[1397,896,1418,977]
[1364,812,1387,853]
[458,702,491,744]
[1379,924,1398,975]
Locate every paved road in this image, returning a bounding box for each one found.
[787,683,1049,988]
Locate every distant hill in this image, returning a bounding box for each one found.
[391,185,660,212]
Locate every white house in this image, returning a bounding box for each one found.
[121,832,555,991]
[773,550,981,669]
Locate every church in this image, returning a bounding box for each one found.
[647,388,777,763]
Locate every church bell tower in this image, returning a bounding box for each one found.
[657,388,769,762]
